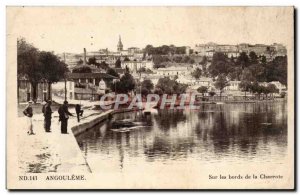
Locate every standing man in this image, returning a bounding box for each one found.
[75,104,84,122]
[58,101,73,134]
[23,101,35,135]
[43,100,53,132]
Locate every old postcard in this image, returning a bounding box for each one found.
[6,6,294,189]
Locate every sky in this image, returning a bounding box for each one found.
[7,7,294,54]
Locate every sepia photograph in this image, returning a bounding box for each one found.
[6,6,294,189]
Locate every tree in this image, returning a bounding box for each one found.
[236,52,249,69]
[239,68,255,99]
[265,56,287,86]
[200,56,208,65]
[137,67,146,73]
[191,68,202,79]
[87,57,97,65]
[189,58,195,64]
[140,88,150,96]
[144,44,186,55]
[153,55,169,66]
[156,77,187,95]
[182,56,191,63]
[156,77,175,95]
[201,63,209,77]
[209,91,216,97]
[154,88,163,95]
[106,68,119,78]
[77,59,83,65]
[266,83,279,99]
[72,66,92,73]
[97,61,109,70]
[17,38,43,102]
[280,92,286,98]
[249,82,262,100]
[115,58,121,68]
[209,52,232,77]
[173,56,183,63]
[261,86,270,99]
[141,79,154,91]
[227,66,243,81]
[124,57,130,62]
[249,51,258,64]
[248,64,265,82]
[114,73,136,93]
[260,55,267,65]
[197,86,208,97]
[17,38,68,102]
[214,74,229,100]
[39,51,68,100]
[144,45,154,55]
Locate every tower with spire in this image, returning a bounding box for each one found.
[117,35,123,51]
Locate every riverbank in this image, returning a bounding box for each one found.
[17,97,285,173]
[17,107,102,173]
[17,104,143,173]
[195,98,286,104]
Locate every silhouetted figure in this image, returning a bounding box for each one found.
[43,100,53,132]
[58,101,73,134]
[75,104,84,122]
[23,101,35,135]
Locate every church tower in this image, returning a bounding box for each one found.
[117,35,123,51]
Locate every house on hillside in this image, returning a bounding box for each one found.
[66,72,118,100]
[155,66,191,76]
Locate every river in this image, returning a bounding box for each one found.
[75,102,287,174]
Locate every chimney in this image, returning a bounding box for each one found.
[83,48,87,65]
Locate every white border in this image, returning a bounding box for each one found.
[1,0,298,194]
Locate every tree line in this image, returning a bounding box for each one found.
[17,38,68,101]
[208,51,287,86]
[144,45,186,56]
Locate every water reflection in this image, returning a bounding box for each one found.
[76,102,287,172]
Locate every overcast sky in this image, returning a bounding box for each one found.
[8,7,293,54]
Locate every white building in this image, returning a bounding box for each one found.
[224,81,241,91]
[64,73,117,100]
[269,81,287,93]
[121,60,154,72]
[140,74,164,85]
[155,66,191,76]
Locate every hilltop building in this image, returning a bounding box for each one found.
[193,42,287,60]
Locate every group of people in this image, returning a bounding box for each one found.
[23,100,84,135]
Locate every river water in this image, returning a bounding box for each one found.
[75,102,287,173]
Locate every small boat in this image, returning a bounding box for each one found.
[111,119,149,130]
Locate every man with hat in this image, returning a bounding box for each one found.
[58,101,73,134]
[43,100,53,132]
[23,100,35,135]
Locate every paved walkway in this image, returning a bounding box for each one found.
[17,109,100,173]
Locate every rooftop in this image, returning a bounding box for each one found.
[67,72,118,80]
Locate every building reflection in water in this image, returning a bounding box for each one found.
[76,102,287,172]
